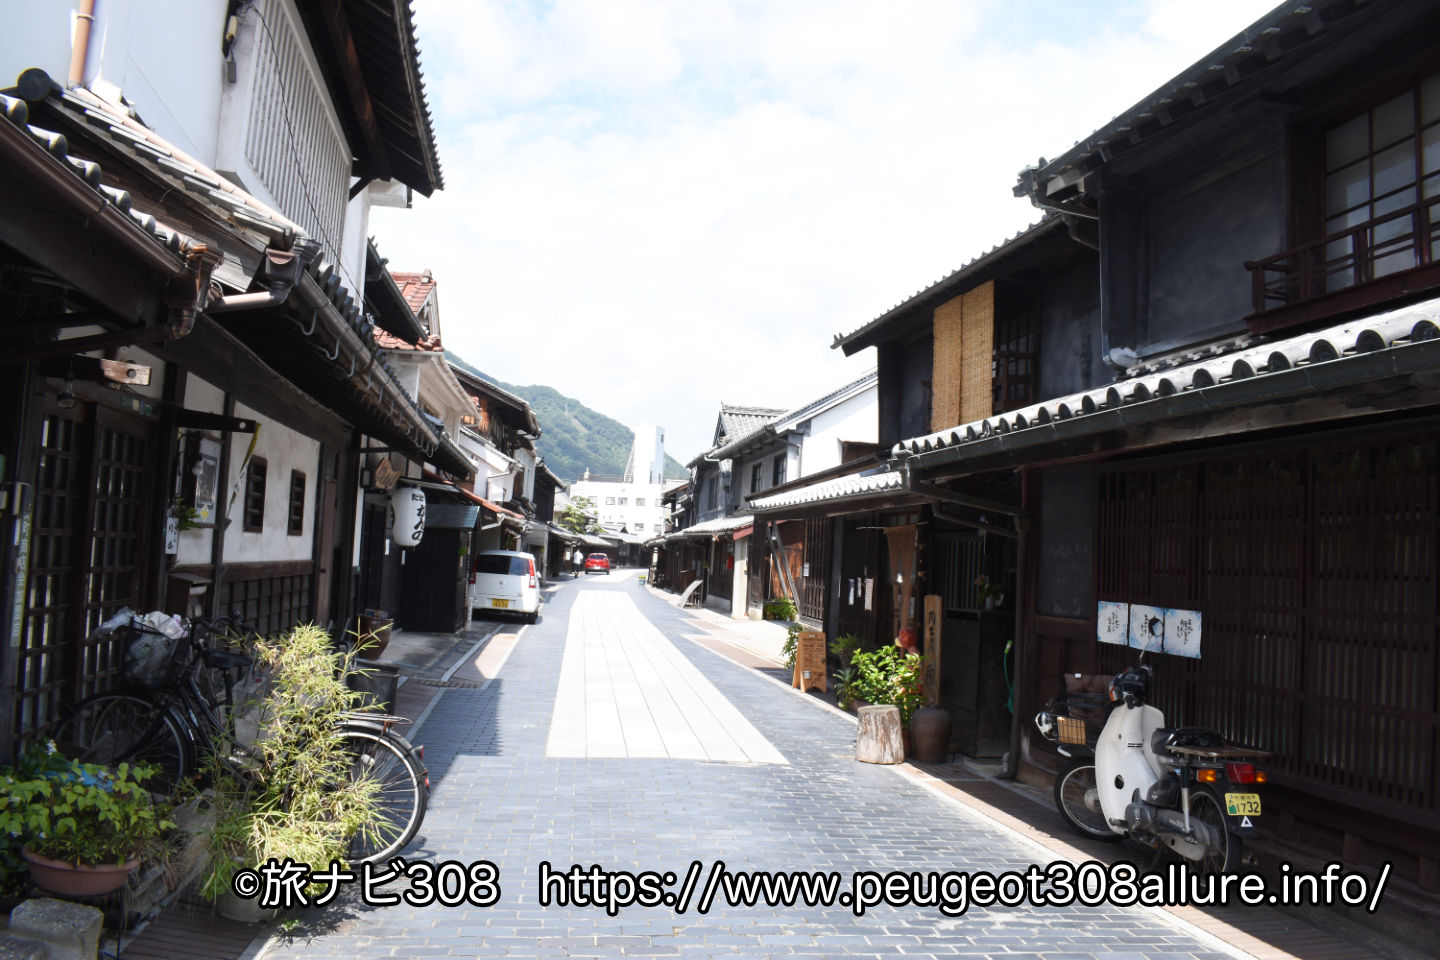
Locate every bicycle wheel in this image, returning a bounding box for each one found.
[339,724,426,863]
[52,694,192,793]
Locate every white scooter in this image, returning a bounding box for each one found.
[1035,661,1269,874]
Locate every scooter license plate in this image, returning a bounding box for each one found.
[491,599,509,609]
[1225,792,1261,816]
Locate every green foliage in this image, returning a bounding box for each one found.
[0,740,173,871]
[198,623,382,903]
[828,634,863,709]
[763,596,798,621]
[850,646,926,726]
[172,497,201,531]
[781,623,803,670]
[456,362,687,482]
[558,496,601,534]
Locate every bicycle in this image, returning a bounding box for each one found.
[52,611,428,864]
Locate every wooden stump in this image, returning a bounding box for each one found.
[855,704,904,764]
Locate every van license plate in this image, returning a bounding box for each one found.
[1224,792,1261,816]
[491,599,509,609]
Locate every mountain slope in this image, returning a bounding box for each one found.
[474,372,686,484]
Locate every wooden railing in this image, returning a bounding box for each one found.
[1245,195,1439,321]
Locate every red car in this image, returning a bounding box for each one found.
[584,553,611,574]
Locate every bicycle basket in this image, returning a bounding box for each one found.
[121,622,187,691]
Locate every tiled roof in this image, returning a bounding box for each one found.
[833,217,1060,355]
[2,73,300,266]
[720,405,785,444]
[1016,0,1391,209]
[672,514,755,538]
[749,471,903,513]
[366,239,426,343]
[390,270,434,315]
[374,329,442,351]
[709,370,878,462]
[689,404,786,466]
[292,0,444,196]
[895,296,1440,464]
[0,69,470,478]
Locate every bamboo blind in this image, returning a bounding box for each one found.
[930,281,995,431]
[932,296,964,431]
[959,283,994,424]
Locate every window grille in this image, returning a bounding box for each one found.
[287,470,306,536]
[244,0,349,265]
[244,458,269,533]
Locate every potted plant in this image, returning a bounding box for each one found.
[850,645,926,752]
[196,623,383,921]
[0,741,173,897]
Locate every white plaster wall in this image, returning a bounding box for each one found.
[799,389,877,476]
[0,3,74,94]
[1,2,227,167]
[515,448,537,502]
[571,479,668,535]
[175,376,227,567]
[222,401,320,563]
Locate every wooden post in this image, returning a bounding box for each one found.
[923,594,942,706]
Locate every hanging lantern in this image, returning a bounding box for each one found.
[389,486,426,547]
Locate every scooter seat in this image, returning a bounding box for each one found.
[1153,726,1226,760]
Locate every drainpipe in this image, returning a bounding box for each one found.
[68,0,96,89]
[898,451,1029,780]
[205,240,321,314]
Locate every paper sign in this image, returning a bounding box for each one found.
[1129,604,1166,653]
[1097,601,1129,646]
[1164,608,1202,658]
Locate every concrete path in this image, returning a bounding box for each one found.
[256,568,1262,960]
[546,591,786,763]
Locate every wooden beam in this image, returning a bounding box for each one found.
[319,0,392,182]
[36,356,152,386]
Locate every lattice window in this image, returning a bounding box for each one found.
[800,517,831,624]
[992,306,1036,415]
[16,409,151,749]
[244,458,269,532]
[244,0,350,264]
[287,470,306,536]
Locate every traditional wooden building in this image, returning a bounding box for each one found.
[835,0,1440,908]
[0,0,462,755]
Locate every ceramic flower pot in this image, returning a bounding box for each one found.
[21,847,139,898]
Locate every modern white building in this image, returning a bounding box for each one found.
[570,424,672,538]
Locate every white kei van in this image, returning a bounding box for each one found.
[471,550,540,623]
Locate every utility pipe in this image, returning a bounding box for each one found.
[68,0,96,89]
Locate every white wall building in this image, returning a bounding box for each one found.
[570,425,673,537]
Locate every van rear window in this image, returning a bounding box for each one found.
[475,555,528,576]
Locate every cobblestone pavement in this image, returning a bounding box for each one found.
[260,570,1242,960]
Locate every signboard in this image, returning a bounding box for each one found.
[1098,600,1202,659]
[373,458,399,491]
[792,629,827,693]
[923,595,942,706]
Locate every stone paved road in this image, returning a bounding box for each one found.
[261,570,1240,959]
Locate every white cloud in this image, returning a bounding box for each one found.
[376,0,1280,468]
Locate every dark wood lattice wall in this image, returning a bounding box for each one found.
[1096,431,1440,827]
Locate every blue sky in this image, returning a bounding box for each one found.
[373,0,1281,464]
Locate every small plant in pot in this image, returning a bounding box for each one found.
[850,646,925,727]
[0,741,173,897]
